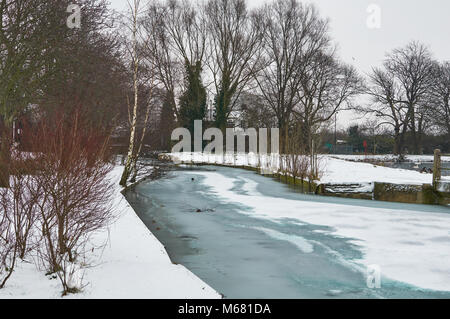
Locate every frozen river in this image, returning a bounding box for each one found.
[125,165,450,298]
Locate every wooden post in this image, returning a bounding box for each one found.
[311,140,315,178]
[433,149,441,190]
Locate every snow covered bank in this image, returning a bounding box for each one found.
[320,156,433,185]
[0,166,220,299]
[330,154,450,163]
[167,152,435,186]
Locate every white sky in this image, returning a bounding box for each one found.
[108,0,450,128]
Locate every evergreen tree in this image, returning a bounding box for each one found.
[179,61,207,136]
[214,74,235,133]
[159,90,177,151]
[348,125,363,152]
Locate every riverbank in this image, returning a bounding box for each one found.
[164,152,450,205]
[166,152,444,185]
[0,166,220,299]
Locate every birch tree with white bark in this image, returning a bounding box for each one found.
[120,0,141,186]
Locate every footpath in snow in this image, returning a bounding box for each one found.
[0,166,220,299]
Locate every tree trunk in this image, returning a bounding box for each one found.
[409,104,419,154]
[393,127,400,155]
[279,119,288,154]
[417,116,424,155]
[0,134,10,188]
[120,1,139,187]
[130,99,152,183]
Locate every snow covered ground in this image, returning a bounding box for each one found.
[189,169,450,292]
[0,166,220,299]
[330,154,450,163]
[168,152,448,186]
[319,156,434,185]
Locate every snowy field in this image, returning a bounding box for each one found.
[0,167,220,299]
[168,152,449,186]
[320,156,434,185]
[330,154,450,163]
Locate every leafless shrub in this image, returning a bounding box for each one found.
[290,155,310,186]
[24,110,115,295]
[1,149,41,260]
[0,202,16,289]
[283,124,324,191]
[308,154,324,188]
[284,125,308,187]
[0,133,40,289]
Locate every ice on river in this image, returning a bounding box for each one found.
[188,170,450,292]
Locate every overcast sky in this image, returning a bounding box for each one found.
[108,0,450,127]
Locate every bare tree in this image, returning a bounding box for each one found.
[386,41,435,154]
[361,68,409,155]
[120,0,142,186]
[140,0,207,146]
[163,0,209,136]
[130,78,156,183]
[141,1,183,120]
[294,51,363,153]
[359,42,435,155]
[205,0,265,132]
[254,0,330,153]
[164,0,207,69]
[238,92,277,129]
[429,61,450,137]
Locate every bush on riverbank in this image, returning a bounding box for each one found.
[0,111,114,295]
